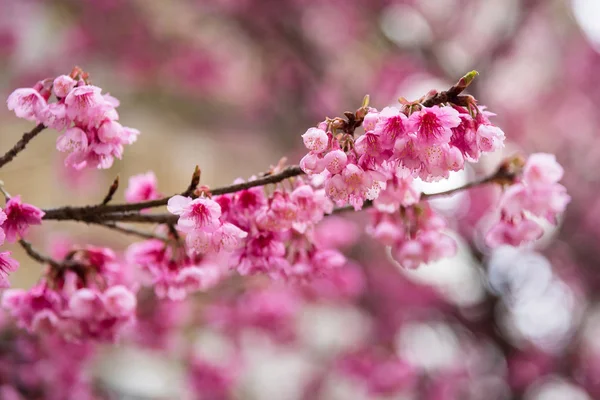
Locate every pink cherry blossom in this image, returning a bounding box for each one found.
[485,219,544,247]
[406,105,461,146]
[523,153,564,186]
[64,85,104,122]
[485,153,570,247]
[0,251,19,289]
[212,222,248,252]
[168,195,222,233]
[1,196,45,243]
[52,75,77,98]
[374,106,408,149]
[56,127,89,153]
[323,149,348,174]
[302,127,329,152]
[125,171,161,203]
[6,88,47,122]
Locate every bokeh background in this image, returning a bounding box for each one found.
[1,0,600,399]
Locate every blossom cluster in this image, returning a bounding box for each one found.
[486,153,571,247]
[7,69,139,169]
[300,102,505,211]
[0,196,45,288]
[160,176,346,288]
[217,182,345,282]
[126,239,224,301]
[368,203,456,268]
[2,246,137,342]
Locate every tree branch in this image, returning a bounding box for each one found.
[42,166,304,220]
[42,165,514,225]
[98,222,169,241]
[0,124,46,169]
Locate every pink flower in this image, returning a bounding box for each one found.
[1,195,45,243]
[103,285,137,317]
[406,105,460,146]
[212,223,248,252]
[0,251,19,288]
[476,124,505,153]
[523,153,564,186]
[235,231,289,277]
[56,127,89,153]
[485,153,570,247]
[168,195,222,233]
[125,171,161,203]
[127,239,224,300]
[362,109,380,131]
[369,205,456,269]
[300,152,326,174]
[375,164,420,212]
[52,75,77,98]
[97,119,124,143]
[374,106,408,149]
[64,85,104,122]
[155,265,222,301]
[6,88,47,122]
[41,102,70,131]
[485,219,544,247]
[323,149,348,174]
[302,127,329,152]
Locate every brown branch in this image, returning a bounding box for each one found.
[99,222,169,241]
[0,124,46,169]
[18,239,79,271]
[42,165,304,220]
[43,164,514,225]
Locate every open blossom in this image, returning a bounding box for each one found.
[406,105,461,145]
[374,106,408,149]
[168,194,248,256]
[6,88,47,122]
[486,153,570,247]
[125,171,161,203]
[1,196,45,243]
[168,195,222,233]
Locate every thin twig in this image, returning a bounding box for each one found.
[0,124,46,169]
[101,176,120,205]
[99,222,169,241]
[18,239,74,270]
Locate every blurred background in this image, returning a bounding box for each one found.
[1,0,600,399]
